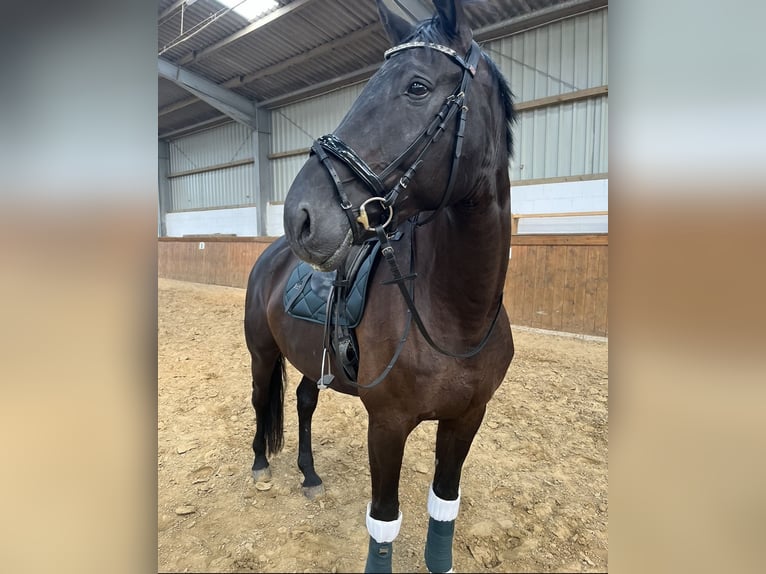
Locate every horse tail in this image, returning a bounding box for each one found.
[265,354,287,456]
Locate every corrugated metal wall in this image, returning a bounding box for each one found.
[270,82,367,202]
[268,8,608,198]
[487,9,608,180]
[167,122,255,211]
[271,83,368,155]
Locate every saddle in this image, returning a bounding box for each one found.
[284,239,382,381]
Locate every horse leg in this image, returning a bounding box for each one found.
[296,375,325,499]
[425,406,487,573]
[250,353,286,482]
[364,415,415,574]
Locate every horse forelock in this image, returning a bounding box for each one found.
[406,16,451,45]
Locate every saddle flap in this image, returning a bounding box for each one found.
[284,266,334,324]
[284,240,381,327]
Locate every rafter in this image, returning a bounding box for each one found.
[158,0,186,22]
[158,58,257,128]
[159,115,228,140]
[385,0,433,22]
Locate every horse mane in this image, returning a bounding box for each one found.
[406,18,516,158]
[482,54,516,159]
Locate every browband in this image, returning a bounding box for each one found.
[384,41,477,76]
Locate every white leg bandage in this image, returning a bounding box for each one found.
[427,483,461,521]
[366,502,403,543]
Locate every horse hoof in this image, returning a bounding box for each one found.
[251,467,272,482]
[302,483,325,500]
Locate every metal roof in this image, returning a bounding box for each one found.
[158,0,607,138]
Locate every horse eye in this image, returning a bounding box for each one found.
[407,82,429,97]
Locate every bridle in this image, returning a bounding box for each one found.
[310,39,483,241]
[309,39,505,391]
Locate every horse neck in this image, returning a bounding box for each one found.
[415,171,510,336]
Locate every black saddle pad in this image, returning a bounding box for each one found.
[283,241,381,327]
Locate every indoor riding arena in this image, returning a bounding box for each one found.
[158,1,608,572]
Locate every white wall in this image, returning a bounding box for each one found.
[512,178,608,234]
[165,207,258,237]
[257,179,608,238]
[266,203,285,237]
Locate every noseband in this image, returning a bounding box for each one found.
[310,40,483,241]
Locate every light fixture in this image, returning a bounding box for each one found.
[218,0,279,22]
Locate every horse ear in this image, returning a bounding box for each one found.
[433,0,472,49]
[375,0,416,46]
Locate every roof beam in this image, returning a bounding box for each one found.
[384,0,433,23]
[158,0,186,22]
[159,96,198,117]
[176,0,317,66]
[158,57,257,128]
[159,114,230,140]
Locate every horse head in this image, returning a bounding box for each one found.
[283,0,512,271]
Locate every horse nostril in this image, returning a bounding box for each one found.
[299,207,312,241]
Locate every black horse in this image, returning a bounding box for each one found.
[244,1,515,571]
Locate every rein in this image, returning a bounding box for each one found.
[375,223,504,360]
[326,220,503,392]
